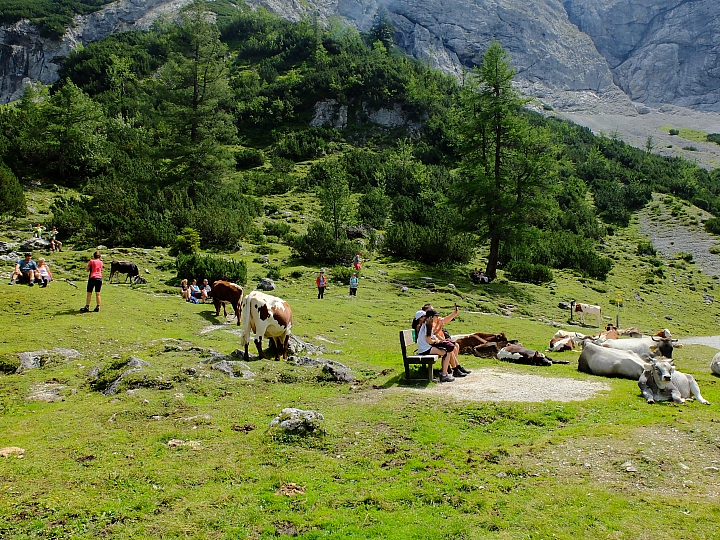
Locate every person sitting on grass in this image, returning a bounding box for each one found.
[201,278,212,302]
[180,279,191,301]
[189,279,203,303]
[9,253,40,286]
[36,258,53,287]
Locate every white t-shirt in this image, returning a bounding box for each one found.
[416,323,433,354]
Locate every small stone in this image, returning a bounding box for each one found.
[496,472,507,478]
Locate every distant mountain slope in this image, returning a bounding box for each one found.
[1,0,718,113]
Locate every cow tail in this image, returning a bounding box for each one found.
[238,288,245,322]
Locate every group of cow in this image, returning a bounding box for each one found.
[201,280,294,362]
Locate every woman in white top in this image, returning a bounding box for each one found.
[37,258,53,287]
[416,310,456,383]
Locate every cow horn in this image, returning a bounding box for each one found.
[671,338,678,342]
[651,336,659,342]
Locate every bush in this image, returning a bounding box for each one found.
[707,133,720,145]
[270,156,295,173]
[636,241,656,256]
[264,221,291,238]
[273,127,342,161]
[330,265,361,285]
[0,163,25,217]
[171,227,201,256]
[383,222,475,263]
[357,188,392,229]
[669,128,680,136]
[176,253,247,285]
[676,252,694,262]
[235,148,265,169]
[289,222,360,264]
[266,264,281,280]
[683,146,698,151]
[705,217,720,235]
[504,260,554,284]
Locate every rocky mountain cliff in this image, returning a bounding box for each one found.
[1,0,718,114]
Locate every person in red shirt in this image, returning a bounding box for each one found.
[81,251,103,313]
[316,269,327,299]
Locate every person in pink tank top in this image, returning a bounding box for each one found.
[81,251,103,313]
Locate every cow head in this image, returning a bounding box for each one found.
[645,358,675,389]
[650,336,678,358]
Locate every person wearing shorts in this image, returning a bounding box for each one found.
[81,251,103,313]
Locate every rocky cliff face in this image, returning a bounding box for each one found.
[1,0,718,113]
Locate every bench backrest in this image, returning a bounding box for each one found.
[399,329,415,358]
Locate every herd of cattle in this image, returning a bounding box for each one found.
[455,323,717,405]
[116,265,717,405]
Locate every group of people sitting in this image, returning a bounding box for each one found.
[32,224,63,252]
[470,269,489,284]
[180,278,211,303]
[9,252,53,287]
[411,303,471,383]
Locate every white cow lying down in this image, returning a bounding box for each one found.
[639,358,710,405]
[711,352,720,376]
[577,341,646,380]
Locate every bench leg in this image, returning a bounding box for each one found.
[428,363,433,381]
[405,362,411,380]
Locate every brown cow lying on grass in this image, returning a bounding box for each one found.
[456,332,568,365]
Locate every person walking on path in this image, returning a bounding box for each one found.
[81,251,103,313]
[316,270,327,299]
[349,272,358,296]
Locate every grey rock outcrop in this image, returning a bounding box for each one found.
[2,0,719,112]
[257,278,276,291]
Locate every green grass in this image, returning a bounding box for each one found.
[2,191,720,538]
[661,125,710,143]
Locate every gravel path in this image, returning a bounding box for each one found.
[411,369,610,402]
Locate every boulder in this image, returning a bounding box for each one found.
[269,408,324,434]
[258,278,276,291]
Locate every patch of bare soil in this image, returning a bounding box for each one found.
[410,369,610,402]
[536,425,720,498]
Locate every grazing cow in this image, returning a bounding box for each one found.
[711,352,720,376]
[572,301,603,327]
[210,280,244,325]
[639,358,710,405]
[109,261,140,283]
[600,336,677,361]
[549,336,575,352]
[578,341,646,379]
[240,290,293,361]
[497,344,556,366]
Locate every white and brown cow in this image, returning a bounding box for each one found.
[210,280,244,325]
[498,344,556,366]
[572,301,602,327]
[549,336,575,352]
[240,290,293,361]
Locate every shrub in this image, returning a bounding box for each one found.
[273,127,342,161]
[357,188,392,229]
[171,227,201,256]
[636,241,656,256]
[289,222,360,264]
[710,245,720,255]
[235,148,265,169]
[266,264,281,280]
[676,252,694,262]
[504,260,554,284]
[708,133,720,145]
[330,265,361,285]
[669,128,680,136]
[270,156,295,173]
[383,222,475,263]
[0,163,25,217]
[254,244,278,255]
[176,253,247,285]
[264,221,291,238]
[683,146,698,151]
[705,217,720,235]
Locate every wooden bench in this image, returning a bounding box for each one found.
[399,329,438,381]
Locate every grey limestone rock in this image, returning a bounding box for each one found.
[269,407,324,434]
[258,278,276,291]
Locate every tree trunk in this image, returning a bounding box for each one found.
[486,233,500,280]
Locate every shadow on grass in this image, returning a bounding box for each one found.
[376,372,434,389]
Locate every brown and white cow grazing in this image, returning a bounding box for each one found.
[573,301,602,327]
[210,281,244,325]
[240,290,293,361]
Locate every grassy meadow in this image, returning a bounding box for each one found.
[1,189,720,539]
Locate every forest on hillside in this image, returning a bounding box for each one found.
[1,0,719,283]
